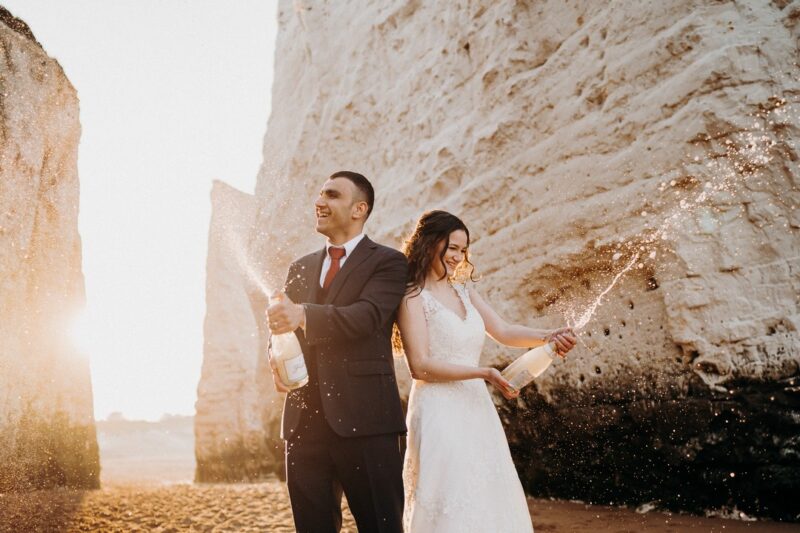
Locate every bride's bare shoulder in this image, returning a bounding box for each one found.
[401,286,426,306]
[403,285,424,300]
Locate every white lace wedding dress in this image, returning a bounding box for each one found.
[402,284,534,532]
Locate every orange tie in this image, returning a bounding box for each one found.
[323,247,346,290]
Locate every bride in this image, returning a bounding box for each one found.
[396,210,576,533]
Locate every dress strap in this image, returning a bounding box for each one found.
[453,282,470,303]
[416,288,438,319]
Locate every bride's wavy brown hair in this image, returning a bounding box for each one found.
[392,210,479,354]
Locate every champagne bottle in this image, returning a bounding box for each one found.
[269,294,309,390]
[501,341,557,391]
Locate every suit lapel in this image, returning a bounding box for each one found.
[324,236,377,304]
[290,249,325,348]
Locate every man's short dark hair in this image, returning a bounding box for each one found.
[330,170,374,219]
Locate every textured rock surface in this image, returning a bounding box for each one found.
[203,0,800,519]
[195,181,283,482]
[0,7,99,490]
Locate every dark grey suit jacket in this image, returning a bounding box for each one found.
[281,235,408,439]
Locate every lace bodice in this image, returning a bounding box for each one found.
[418,283,485,367]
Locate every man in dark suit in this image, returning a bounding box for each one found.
[267,171,408,533]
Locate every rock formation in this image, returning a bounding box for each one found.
[201,0,799,519]
[195,181,283,481]
[0,7,99,490]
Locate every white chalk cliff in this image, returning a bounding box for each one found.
[0,7,99,490]
[195,181,283,481]
[200,0,799,518]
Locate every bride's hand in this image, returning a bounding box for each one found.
[483,368,520,400]
[546,327,577,358]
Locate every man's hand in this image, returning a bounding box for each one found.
[266,292,305,335]
[546,327,577,358]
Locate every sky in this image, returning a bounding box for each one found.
[2,1,279,421]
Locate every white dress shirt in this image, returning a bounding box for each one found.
[319,233,366,287]
[297,233,365,331]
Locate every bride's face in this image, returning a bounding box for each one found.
[430,229,468,279]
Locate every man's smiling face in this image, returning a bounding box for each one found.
[314,177,358,237]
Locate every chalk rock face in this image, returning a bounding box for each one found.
[207,0,800,519]
[0,8,99,490]
[195,181,283,481]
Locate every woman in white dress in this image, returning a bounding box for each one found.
[396,210,576,533]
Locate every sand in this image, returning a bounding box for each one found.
[5,421,795,532]
[1,479,798,533]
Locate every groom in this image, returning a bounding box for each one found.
[267,171,408,533]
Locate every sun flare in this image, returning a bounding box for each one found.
[68,307,98,358]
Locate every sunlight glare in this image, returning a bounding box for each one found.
[68,307,99,359]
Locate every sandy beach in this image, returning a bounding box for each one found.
[1,480,798,533]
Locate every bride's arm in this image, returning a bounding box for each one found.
[468,287,574,352]
[397,293,516,397]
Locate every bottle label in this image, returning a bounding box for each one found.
[283,354,308,383]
